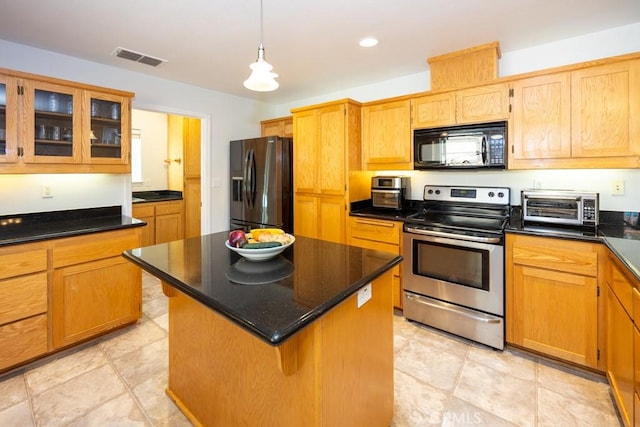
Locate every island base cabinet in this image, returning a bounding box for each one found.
[164,270,394,427]
[52,256,141,349]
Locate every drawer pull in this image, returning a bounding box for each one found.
[355,220,395,228]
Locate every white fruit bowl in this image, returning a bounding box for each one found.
[225,235,295,262]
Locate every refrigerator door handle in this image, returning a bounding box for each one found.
[244,149,256,208]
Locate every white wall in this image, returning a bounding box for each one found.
[131,109,168,191]
[0,39,274,232]
[273,22,640,212]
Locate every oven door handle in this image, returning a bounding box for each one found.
[404,226,502,244]
[405,293,501,324]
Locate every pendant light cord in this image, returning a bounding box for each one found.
[260,0,264,48]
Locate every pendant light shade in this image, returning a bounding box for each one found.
[244,0,279,92]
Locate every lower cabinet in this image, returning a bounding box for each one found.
[294,195,346,244]
[52,256,141,348]
[605,253,636,427]
[51,228,142,349]
[506,234,600,368]
[133,200,184,245]
[634,287,640,427]
[0,242,49,371]
[347,217,403,309]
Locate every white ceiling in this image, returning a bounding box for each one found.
[0,0,638,104]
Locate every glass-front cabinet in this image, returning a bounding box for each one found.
[0,74,18,163]
[83,91,130,165]
[21,80,82,164]
[0,68,133,173]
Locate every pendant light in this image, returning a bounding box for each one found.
[244,0,279,92]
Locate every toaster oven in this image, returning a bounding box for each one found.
[521,189,599,227]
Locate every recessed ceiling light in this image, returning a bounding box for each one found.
[358,37,379,48]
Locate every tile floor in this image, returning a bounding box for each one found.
[0,272,622,426]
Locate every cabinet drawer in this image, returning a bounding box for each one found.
[52,228,141,268]
[511,235,598,276]
[0,272,47,325]
[132,204,155,217]
[155,201,182,215]
[349,218,401,245]
[0,247,47,280]
[0,314,48,371]
[609,258,634,316]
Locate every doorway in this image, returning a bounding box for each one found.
[131,109,205,237]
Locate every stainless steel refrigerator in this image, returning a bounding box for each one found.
[229,136,293,232]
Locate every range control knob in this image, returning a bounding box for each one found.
[498,192,505,198]
[488,191,495,197]
[435,190,441,195]
[427,189,433,194]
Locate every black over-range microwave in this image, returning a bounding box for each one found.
[413,121,507,170]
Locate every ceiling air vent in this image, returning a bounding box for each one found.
[112,47,167,67]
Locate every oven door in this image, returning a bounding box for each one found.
[401,231,504,316]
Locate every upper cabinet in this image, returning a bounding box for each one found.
[509,58,640,169]
[362,99,412,170]
[0,67,133,174]
[261,116,293,138]
[0,74,18,163]
[412,83,510,129]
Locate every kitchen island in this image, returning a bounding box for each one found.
[123,231,402,427]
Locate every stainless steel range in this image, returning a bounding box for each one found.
[402,185,510,349]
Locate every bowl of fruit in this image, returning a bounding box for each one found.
[225,228,295,262]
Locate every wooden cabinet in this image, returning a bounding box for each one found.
[261,116,293,137]
[361,99,412,170]
[505,234,600,368]
[291,99,364,244]
[347,217,403,309]
[132,203,155,247]
[133,200,184,245]
[51,228,142,349]
[509,73,572,165]
[168,115,201,238]
[509,58,640,169]
[605,253,635,427]
[412,83,510,129]
[0,242,48,371]
[634,286,640,427]
[0,67,133,173]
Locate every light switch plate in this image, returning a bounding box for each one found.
[357,283,372,308]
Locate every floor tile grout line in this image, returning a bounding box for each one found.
[100,343,157,427]
[22,374,37,427]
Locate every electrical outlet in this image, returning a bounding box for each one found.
[611,179,625,195]
[533,179,542,190]
[41,184,53,198]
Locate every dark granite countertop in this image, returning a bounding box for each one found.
[123,231,403,345]
[0,206,145,247]
[132,190,182,203]
[350,201,640,283]
[506,208,640,282]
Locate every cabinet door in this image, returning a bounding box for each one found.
[318,196,346,244]
[293,109,318,194]
[156,212,183,244]
[132,204,155,247]
[455,83,510,124]
[606,285,634,427]
[317,104,346,196]
[510,264,598,367]
[571,60,640,158]
[362,100,412,170]
[21,79,82,164]
[0,74,19,163]
[82,91,130,166]
[52,255,141,348]
[0,314,48,371]
[412,92,456,129]
[510,73,571,161]
[294,195,319,239]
